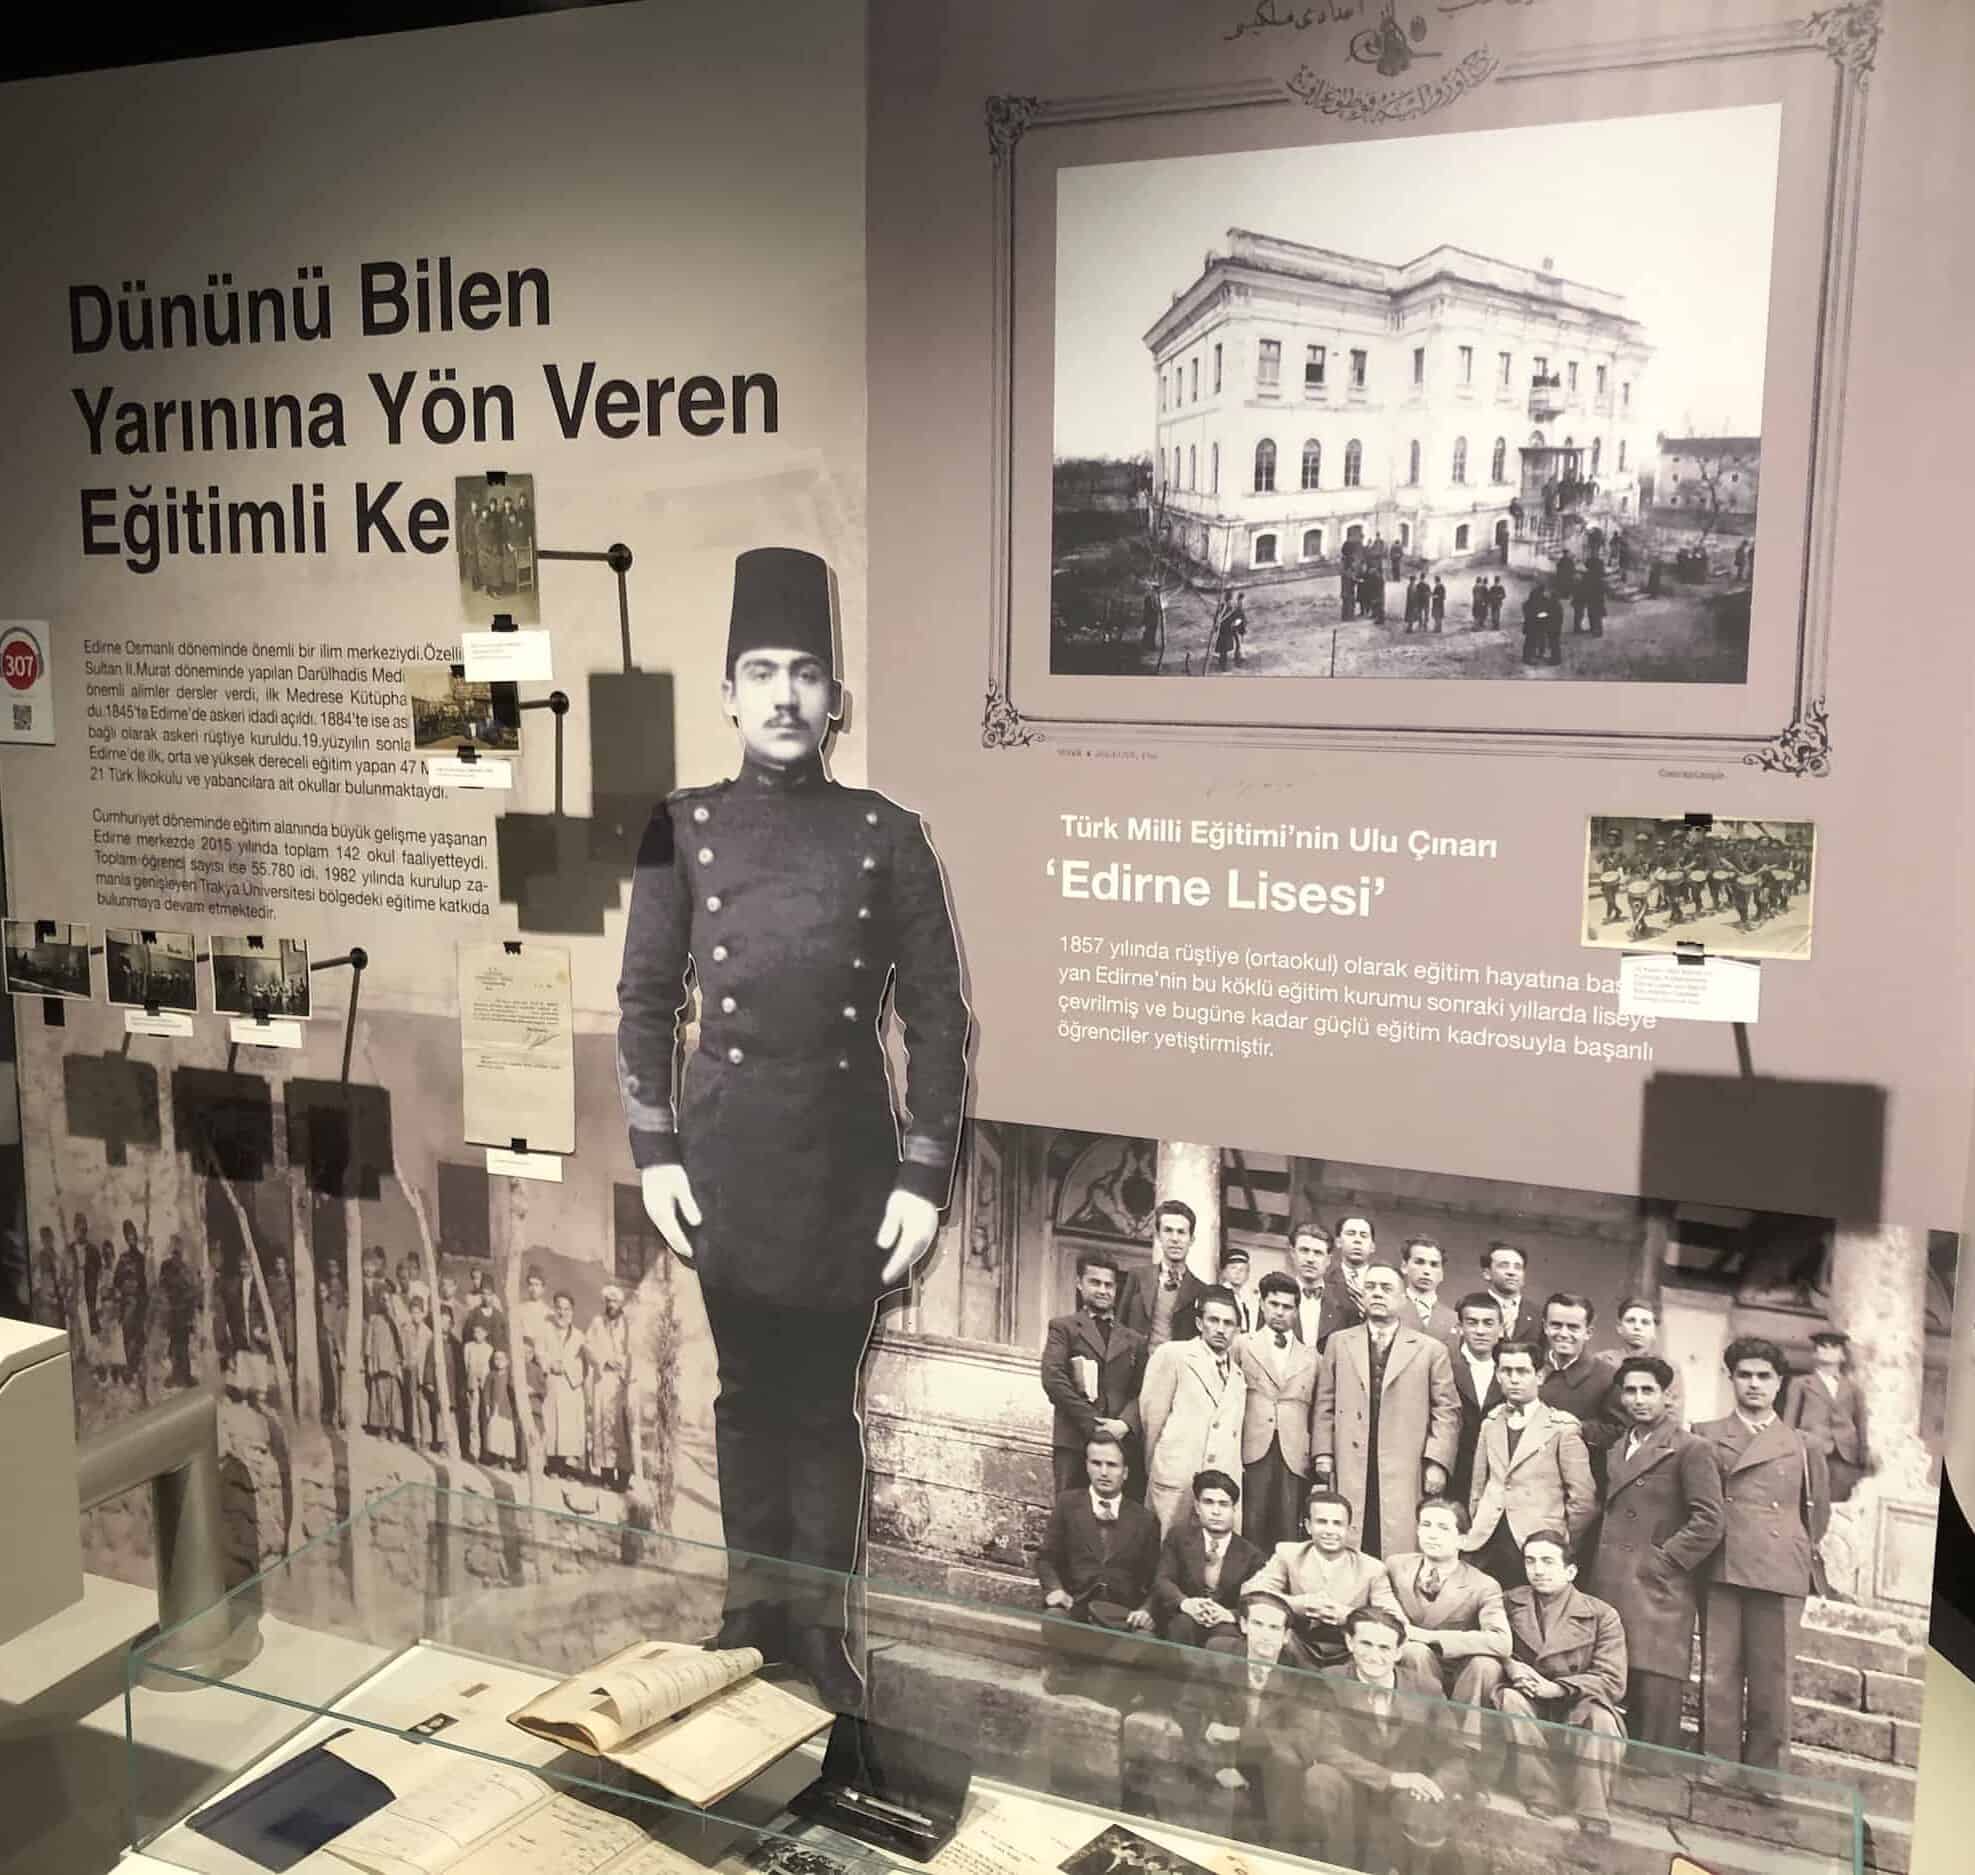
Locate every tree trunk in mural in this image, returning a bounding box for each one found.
[342,1191,365,1438]
[400,1171,460,1460]
[214,1174,295,1416]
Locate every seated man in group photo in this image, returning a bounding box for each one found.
[1149,1469,1265,1648]
[1302,1607,1472,1873]
[1242,1489,1401,1670]
[1036,1431,1161,1694]
[1200,1590,1326,1847]
[1492,1529,1629,1836]
[1386,1497,1511,1731]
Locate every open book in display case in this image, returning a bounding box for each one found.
[123,1482,1866,1875]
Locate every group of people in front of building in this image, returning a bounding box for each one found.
[1037,1206,1868,1862]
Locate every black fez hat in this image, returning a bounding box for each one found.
[726,547,834,677]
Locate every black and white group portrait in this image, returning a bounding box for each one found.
[3,918,92,999]
[405,667,522,753]
[103,926,197,1013]
[1049,106,1779,686]
[1583,814,1815,961]
[209,934,312,1018]
[455,471,539,622]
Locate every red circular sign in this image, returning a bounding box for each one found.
[0,631,41,692]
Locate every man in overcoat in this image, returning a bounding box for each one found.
[617,547,969,1704]
[1586,1356,1725,1750]
[1783,1329,1870,1503]
[1142,1288,1247,1533]
[1311,1263,1459,1556]
[1693,1337,1831,1782]
[1494,1531,1629,1834]
[1041,1250,1148,1497]
[1235,1271,1317,1549]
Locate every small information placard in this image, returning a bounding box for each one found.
[229,1016,305,1049]
[124,1009,195,1038]
[426,756,515,790]
[1618,954,1760,1024]
[462,629,554,683]
[485,1145,565,1183]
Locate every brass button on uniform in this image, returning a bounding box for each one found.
[698,846,715,864]
[861,856,877,872]
[857,906,870,920]
[720,996,737,1014]
[865,810,879,826]
[711,944,730,962]
[706,895,723,912]
[843,1005,859,1020]
[727,1046,745,1065]
[852,956,865,971]
[837,1056,850,1071]
[693,806,710,824]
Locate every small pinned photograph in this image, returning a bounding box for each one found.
[209,934,312,1018]
[105,927,197,1012]
[1583,814,1815,961]
[3,918,92,999]
[455,472,539,623]
[1059,1825,1218,1875]
[406,667,521,753]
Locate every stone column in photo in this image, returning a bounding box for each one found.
[1155,1140,1223,1282]
[1821,1224,1936,1609]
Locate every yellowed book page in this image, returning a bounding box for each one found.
[605,1677,829,1807]
[511,1643,762,1754]
[448,1794,656,1875]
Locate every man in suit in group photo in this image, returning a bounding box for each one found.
[1150,1468,1265,1647]
[1041,1249,1148,1497]
[1301,1607,1472,1872]
[1784,1328,1870,1503]
[1493,1530,1629,1835]
[1386,1497,1512,1725]
[1479,1242,1533,1348]
[1311,1263,1459,1557]
[1288,1220,1339,1350]
[1398,1235,1461,1343]
[1448,1291,1506,1503]
[1586,1354,1725,1751]
[1322,1213,1379,1329]
[1037,1431,1162,1691]
[1142,1286,1247,1533]
[1693,1336,1831,1787]
[1463,1340,1596,1587]
[1244,1489,1403,1671]
[1540,1292,1622,1469]
[1235,1271,1317,1550]
[1118,1198,1212,1349]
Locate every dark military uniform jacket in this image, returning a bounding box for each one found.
[616,754,968,1311]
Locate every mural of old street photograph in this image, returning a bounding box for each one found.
[1050,106,1779,683]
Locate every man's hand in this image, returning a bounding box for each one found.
[1213,1768,1249,1792]
[1096,1416,1130,1440]
[1180,1596,1231,1628]
[640,1165,702,1264]
[1204,1722,1241,1747]
[1125,1607,1155,1632]
[1286,1594,1328,1621]
[1389,1772,1445,1803]
[1044,1589,1075,1610]
[1422,1461,1448,1498]
[877,1189,941,1288]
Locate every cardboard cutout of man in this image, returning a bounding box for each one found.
[616,547,969,1709]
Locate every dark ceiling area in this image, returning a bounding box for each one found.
[0,0,623,83]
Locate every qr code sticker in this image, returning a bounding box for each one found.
[12,704,31,731]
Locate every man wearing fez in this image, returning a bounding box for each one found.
[618,547,969,1707]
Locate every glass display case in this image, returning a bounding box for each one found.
[125,1483,1864,1875]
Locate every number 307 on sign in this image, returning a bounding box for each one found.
[0,622,54,745]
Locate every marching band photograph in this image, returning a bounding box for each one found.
[1582,815,1815,961]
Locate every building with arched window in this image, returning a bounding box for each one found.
[1147,227,1650,575]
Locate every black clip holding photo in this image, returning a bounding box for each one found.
[508,1137,529,1156]
[484,468,508,487]
[503,941,523,956]
[43,997,65,1028]
[1674,938,1707,968]
[456,744,479,765]
[490,613,518,635]
[1684,810,1715,831]
[34,919,56,942]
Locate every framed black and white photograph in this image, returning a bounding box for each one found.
[455,472,539,623]
[208,934,312,1019]
[104,927,198,1012]
[1583,814,1815,961]
[405,666,522,754]
[1060,1826,1218,1875]
[3,918,91,1000]
[983,16,1873,767]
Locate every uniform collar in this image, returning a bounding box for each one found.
[738,751,828,793]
